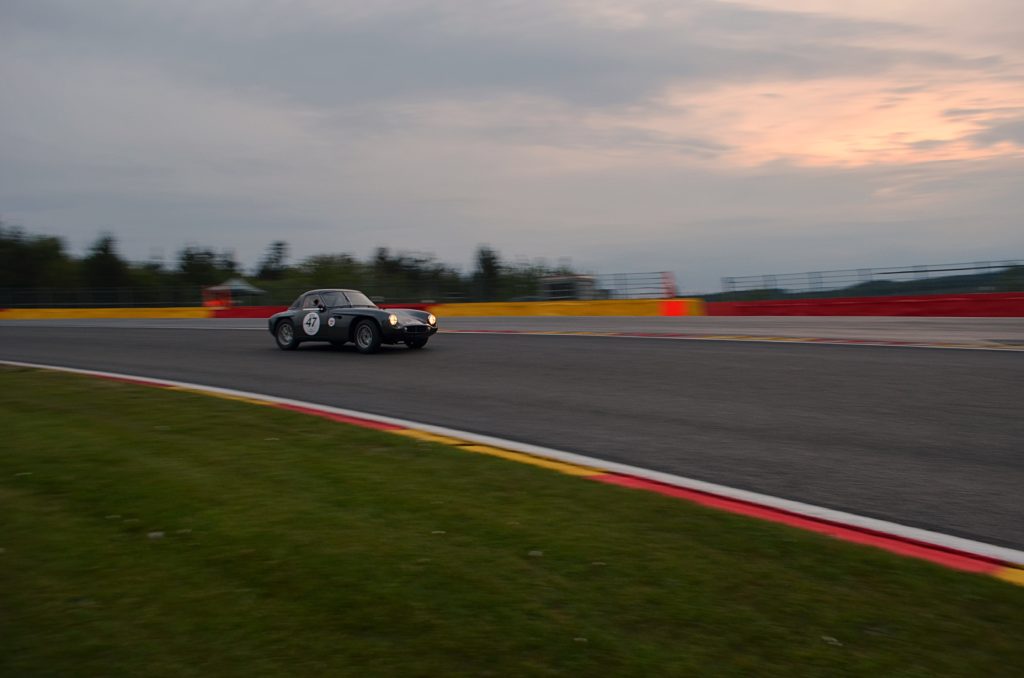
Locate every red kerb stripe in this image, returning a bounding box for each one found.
[96,374,169,388]
[590,473,1002,574]
[272,403,403,430]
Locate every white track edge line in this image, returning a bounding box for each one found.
[4,358,1022,566]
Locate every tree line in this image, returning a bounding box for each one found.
[0,222,573,304]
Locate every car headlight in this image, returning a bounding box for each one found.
[427,314,436,325]
[388,313,399,326]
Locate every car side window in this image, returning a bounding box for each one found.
[303,294,322,309]
[322,291,347,308]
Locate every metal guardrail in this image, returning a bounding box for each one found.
[720,261,1023,299]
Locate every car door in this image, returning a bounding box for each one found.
[297,293,329,341]
[322,292,354,342]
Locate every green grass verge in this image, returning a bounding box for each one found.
[1,367,1021,677]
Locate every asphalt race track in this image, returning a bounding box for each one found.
[1,318,1022,550]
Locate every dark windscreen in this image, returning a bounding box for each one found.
[344,291,376,308]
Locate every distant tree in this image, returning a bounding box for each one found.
[256,241,289,280]
[1,220,583,304]
[353,247,469,301]
[996,265,1024,292]
[127,264,165,288]
[372,247,401,276]
[177,245,236,286]
[81,234,129,288]
[472,245,502,300]
[0,221,79,289]
[300,253,361,289]
[216,250,239,276]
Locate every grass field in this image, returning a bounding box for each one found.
[1,366,1021,677]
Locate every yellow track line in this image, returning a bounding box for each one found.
[393,428,602,476]
[995,567,1024,586]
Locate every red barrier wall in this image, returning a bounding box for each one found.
[212,306,287,318]
[706,292,1024,317]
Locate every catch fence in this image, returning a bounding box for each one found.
[719,261,1023,300]
[540,272,677,300]
[594,271,677,299]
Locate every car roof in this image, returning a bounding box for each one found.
[306,288,361,294]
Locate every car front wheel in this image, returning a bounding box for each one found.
[275,321,299,350]
[354,320,382,354]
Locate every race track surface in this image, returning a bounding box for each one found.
[9,315,1024,344]
[1,319,1022,550]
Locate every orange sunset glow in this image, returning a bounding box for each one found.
[660,76,1024,167]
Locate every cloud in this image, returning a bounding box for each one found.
[970,117,1024,146]
[3,0,1009,109]
[0,0,1022,290]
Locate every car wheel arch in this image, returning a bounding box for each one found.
[274,317,300,350]
[348,316,382,342]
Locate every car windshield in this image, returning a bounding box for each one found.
[344,291,377,308]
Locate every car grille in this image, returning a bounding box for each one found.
[405,325,428,334]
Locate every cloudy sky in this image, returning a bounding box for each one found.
[2,0,1022,291]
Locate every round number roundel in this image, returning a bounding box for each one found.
[302,311,320,335]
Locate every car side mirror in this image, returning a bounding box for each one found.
[317,303,326,313]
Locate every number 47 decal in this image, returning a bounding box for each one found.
[302,311,321,335]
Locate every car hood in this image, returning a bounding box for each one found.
[389,308,431,323]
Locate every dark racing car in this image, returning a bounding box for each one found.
[268,289,437,353]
